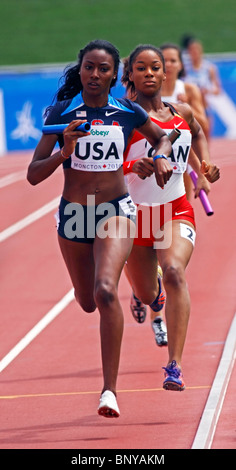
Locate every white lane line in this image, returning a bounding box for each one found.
[192,313,236,449]
[0,196,60,242]
[0,170,26,188]
[0,289,74,373]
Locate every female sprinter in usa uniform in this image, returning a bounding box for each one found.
[122,45,220,391]
[27,40,172,417]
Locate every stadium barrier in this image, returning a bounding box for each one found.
[0,54,236,155]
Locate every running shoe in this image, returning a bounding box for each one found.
[162,360,185,391]
[130,266,165,323]
[130,292,147,323]
[149,276,166,312]
[151,317,168,347]
[97,390,120,418]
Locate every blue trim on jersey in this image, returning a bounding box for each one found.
[61,93,84,115]
[108,95,135,113]
[61,92,135,116]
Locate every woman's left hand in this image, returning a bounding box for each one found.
[153,157,173,188]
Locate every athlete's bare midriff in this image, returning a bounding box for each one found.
[62,166,128,205]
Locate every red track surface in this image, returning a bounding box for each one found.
[0,140,235,451]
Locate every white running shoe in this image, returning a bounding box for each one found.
[97,390,120,418]
[151,317,168,347]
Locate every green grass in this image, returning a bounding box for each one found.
[0,0,236,66]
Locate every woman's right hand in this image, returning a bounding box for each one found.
[62,120,90,157]
[194,172,211,198]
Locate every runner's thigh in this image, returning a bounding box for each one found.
[58,235,96,309]
[157,219,195,270]
[94,216,135,284]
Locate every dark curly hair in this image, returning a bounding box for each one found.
[45,40,120,115]
[121,44,165,99]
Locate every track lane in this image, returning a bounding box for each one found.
[0,161,63,232]
[0,281,213,450]
[0,140,235,449]
[0,210,72,359]
[212,348,236,449]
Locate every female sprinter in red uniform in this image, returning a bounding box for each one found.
[128,43,212,345]
[122,45,220,391]
[27,40,172,417]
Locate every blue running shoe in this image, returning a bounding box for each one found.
[162,360,185,391]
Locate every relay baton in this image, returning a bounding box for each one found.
[188,167,214,216]
[42,122,91,134]
[168,127,181,144]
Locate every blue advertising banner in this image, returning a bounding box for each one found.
[0,69,62,152]
[0,56,236,154]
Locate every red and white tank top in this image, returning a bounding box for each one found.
[124,105,192,205]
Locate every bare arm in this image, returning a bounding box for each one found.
[190,121,220,183]
[188,150,211,196]
[174,103,220,183]
[137,117,173,188]
[27,120,89,185]
[27,134,63,185]
[209,64,221,95]
[184,82,209,136]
